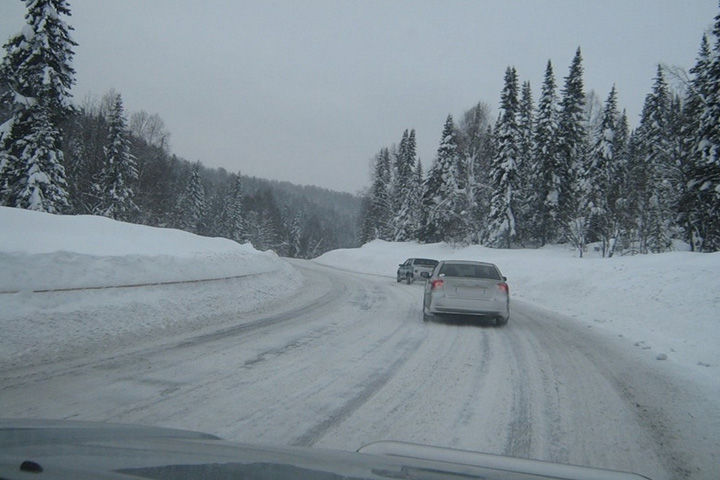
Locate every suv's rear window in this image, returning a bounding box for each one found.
[415,259,438,266]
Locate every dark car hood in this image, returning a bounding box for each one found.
[0,419,649,480]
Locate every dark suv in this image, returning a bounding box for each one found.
[397,258,439,284]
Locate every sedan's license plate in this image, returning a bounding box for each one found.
[455,287,486,296]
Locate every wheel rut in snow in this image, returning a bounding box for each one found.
[290,334,424,448]
[0,269,347,391]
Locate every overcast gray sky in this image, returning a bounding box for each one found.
[1,1,718,194]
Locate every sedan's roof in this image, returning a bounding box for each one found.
[440,259,496,266]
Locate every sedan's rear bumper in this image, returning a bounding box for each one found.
[427,297,508,319]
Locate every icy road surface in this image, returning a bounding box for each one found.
[0,261,712,480]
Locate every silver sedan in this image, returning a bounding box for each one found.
[422,260,510,326]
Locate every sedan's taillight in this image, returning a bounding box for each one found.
[498,282,509,294]
[431,279,444,290]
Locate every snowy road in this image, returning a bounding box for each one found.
[0,260,714,479]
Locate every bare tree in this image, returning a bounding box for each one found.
[130,110,170,150]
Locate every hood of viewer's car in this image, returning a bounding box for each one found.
[0,419,649,480]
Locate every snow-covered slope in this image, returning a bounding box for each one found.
[0,206,291,292]
[0,207,303,366]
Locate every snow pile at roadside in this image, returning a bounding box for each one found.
[0,206,287,292]
[315,240,720,379]
[0,207,302,367]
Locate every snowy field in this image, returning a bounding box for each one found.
[2,205,718,388]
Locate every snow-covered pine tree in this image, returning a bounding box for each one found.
[392,129,419,241]
[360,147,393,242]
[391,130,409,218]
[609,109,631,256]
[662,94,691,249]
[358,196,374,245]
[0,0,76,213]
[679,35,710,251]
[412,156,425,238]
[62,96,113,215]
[173,162,206,234]
[291,211,303,258]
[456,103,493,241]
[406,130,423,238]
[622,128,647,254]
[474,124,495,242]
[697,6,720,190]
[635,66,674,253]
[225,172,246,243]
[456,102,493,244]
[414,156,424,200]
[518,82,535,165]
[485,67,521,248]
[95,92,138,221]
[419,115,464,243]
[244,211,263,249]
[681,33,720,251]
[278,203,292,255]
[531,60,561,245]
[243,189,282,252]
[557,48,588,243]
[447,125,472,244]
[683,8,720,252]
[515,80,535,245]
[582,85,625,257]
[0,103,70,212]
[64,132,90,213]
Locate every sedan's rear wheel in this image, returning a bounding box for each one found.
[495,315,509,327]
[422,306,432,322]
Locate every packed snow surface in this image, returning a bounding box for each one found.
[317,240,720,383]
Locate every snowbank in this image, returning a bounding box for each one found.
[0,206,288,292]
[315,240,720,381]
[0,207,303,366]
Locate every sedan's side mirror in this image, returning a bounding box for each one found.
[503,276,507,281]
[420,272,430,278]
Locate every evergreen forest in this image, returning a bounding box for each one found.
[361,10,720,255]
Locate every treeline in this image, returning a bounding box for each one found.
[66,92,361,258]
[0,1,360,259]
[362,10,720,255]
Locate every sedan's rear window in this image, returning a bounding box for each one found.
[440,264,500,280]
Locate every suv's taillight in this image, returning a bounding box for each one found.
[431,279,444,290]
